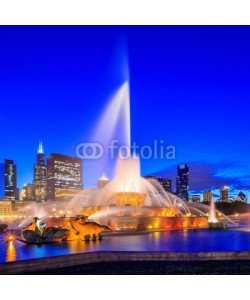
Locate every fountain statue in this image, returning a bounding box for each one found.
[22,217,110,244]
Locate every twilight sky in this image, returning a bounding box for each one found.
[0,26,249,200]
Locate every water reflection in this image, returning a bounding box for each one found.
[149,231,161,248]
[67,240,89,253]
[0,228,250,263]
[6,241,16,262]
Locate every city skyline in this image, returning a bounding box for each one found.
[0,143,246,202]
[0,26,250,200]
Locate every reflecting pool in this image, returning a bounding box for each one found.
[0,227,250,263]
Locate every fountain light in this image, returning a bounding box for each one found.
[4,232,16,243]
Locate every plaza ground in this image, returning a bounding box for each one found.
[24,260,250,275]
[1,251,250,275]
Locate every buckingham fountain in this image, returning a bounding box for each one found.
[20,81,231,244]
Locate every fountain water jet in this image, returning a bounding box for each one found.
[94,81,131,149]
[186,201,235,226]
[18,202,49,228]
[92,81,131,178]
[209,196,218,223]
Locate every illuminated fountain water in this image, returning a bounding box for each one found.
[209,196,218,223]
[94,81,131,148]
[187,200,235,227]
[88,81,181,207]
[83,81,236,230]
[19,80,232,235]
[92,81,131,176]
[85,154,211,230]
[18,202,50,228]
[87,156,190,210]
[74,81,209,230]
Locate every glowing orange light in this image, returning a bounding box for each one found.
[4,232,16,243]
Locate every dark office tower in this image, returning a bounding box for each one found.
[34,142,47,202]
[157,177,172,193]
[0,163,4,199]
[47,153,83,201]
[176,164,189,201]
[145,176,172,193]
[4,159,18,201]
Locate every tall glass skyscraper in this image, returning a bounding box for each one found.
[34,142,47,202]
[4,159,18,201]
[176,164,189,201]
[47,153,83,201]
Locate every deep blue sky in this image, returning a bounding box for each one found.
[0,26,249,199]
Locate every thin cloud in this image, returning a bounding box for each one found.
[155,160,250,192]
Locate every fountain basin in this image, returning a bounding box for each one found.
[86,206,208,231]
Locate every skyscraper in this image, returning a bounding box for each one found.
[98,172,109,189]
[237,191,247,203]
[145,176,172,193]
[203,190,213,202]
[47,153,83,201]
[21,183,35,201]
[34,142,47,202]
[220,186,229,202]
[4,159,18,201]
[157,177,172,193]
[176,164,189,201]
